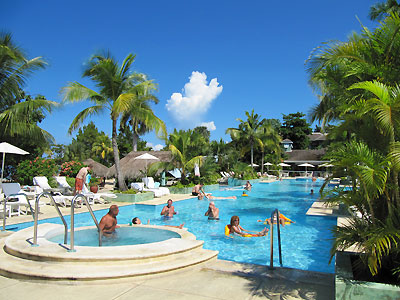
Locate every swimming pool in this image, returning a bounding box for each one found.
[8,179,336,273]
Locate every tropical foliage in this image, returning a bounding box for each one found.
[307,13,400,281]
[16,157,58,185]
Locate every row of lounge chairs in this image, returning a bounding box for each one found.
[0,176,117,218]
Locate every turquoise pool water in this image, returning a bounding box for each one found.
[8,179,336,273]
[48,227,181,246]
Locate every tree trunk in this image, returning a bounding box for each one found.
[250,144,254,167]
[261,151,264,174]
[132,132,139,152]
[112,118,127,191]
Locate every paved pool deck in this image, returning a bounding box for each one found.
[0,186,335,300]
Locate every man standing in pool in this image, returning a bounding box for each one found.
[160,199,177,217]
[205,201,219,220]
[99,205,120,235]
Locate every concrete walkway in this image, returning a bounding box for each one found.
[0,258,334,300]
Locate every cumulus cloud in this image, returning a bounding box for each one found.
[166,71,223,126]
[200,121,216,131]
[146,142,164,151]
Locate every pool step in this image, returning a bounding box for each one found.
[0,223,219,281]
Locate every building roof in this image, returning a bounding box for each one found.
[82,158,109,177]
[284,149,328,164]
[308,132,327,142]
[107,151,172,179]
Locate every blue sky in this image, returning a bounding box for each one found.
[2,0,377,150]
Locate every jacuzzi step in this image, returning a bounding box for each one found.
[4,223,204,262]
[0,223,219,280]
[0,241,218,280]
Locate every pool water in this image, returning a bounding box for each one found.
[48,226,181,247]
[9,179,336,273]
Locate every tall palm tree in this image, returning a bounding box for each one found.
[61,52,150,190]
[226,109,266,166]
[92,134,113,166]
[120,76,166,151]
[259,121,281,174]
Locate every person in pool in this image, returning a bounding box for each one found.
[244,181,252,191]
[131,217,184,229]
[258,213,294,227]
[242,191,248,197]
[204,201,219,220]
[99,205,120,236]
[160,199,177,217]
[197,194,237,200]
[229,215,268,237]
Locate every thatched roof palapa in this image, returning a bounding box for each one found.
[107,151,172,179]
[82,158,109,177]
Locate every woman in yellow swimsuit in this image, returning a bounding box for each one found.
[227,216,268,237]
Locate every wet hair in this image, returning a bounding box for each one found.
[230,215,239,226]
[132,217,139,224]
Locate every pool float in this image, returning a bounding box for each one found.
[262,214,293,225]
[224,225,259,237]
[242,193,248,197]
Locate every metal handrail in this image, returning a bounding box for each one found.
[269,208,283,269]
[70,194,102,252]
[2,193,35,231]
[33,192,68,246]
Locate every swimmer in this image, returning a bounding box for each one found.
[310,189,314,194]
[244,181,252,191]
[242,191,248,197]
[229,215,268,237]
[258,213,294,227]
[131,217,184,229]
[205,201,219,220]
[99,205,120,236]
[198,194,237,200]
[160,199,177,217]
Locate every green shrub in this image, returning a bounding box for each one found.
[60,161,84,178]
[16,157,58,185]
[114,189,138,194]
[66,177,75,187]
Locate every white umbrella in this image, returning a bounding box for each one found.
[134,153,159,179]
[278,163,291,167]
[319,163,334,168]
[0,142,29,183]
[264,162,273,166]
[248,163,259,167]
[194,163,200,177]
[298,163,315,175]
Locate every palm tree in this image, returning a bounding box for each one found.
[120,76,166,151]
[167,129,203,184]
[226,109,266,166]
[61,52,151,190]
[369,0,400,21]
[258,121,281,174]
[92,134,113,166]
[0,33,57,145]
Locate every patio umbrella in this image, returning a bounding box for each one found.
[134,153,159,179]
[264,162,273,171]
[0,142,29,184]
[278,163,291,167]
[194,163,200,177]
[319,163,334,168]
[298,163,315,175]
[248,163,259,167]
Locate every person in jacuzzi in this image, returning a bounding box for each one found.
[131,217,184,229]
[99,205,120,236]
[160,199,177,217]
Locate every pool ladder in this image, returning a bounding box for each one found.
[31,192,102,251]
[269,208,283,269]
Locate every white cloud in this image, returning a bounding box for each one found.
[166,71,223,126]
[200,121,216,131]
[146,142,164,151]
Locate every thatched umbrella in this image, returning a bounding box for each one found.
[82,158,109,177]
[107,151,172,179]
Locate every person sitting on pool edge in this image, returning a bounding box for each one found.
[198,194,237,200]
[204,201,219,220]
[99,205,120,236]
[160,199,177,217]
[258,213,294,227]
[228,215,268,237]
[131,217,184,229]
[192,183,208,197]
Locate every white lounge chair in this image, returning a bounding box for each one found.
[82,184,116,204]
[1,183,45,215]
[33,176,74,207]
[142,177,170,197]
